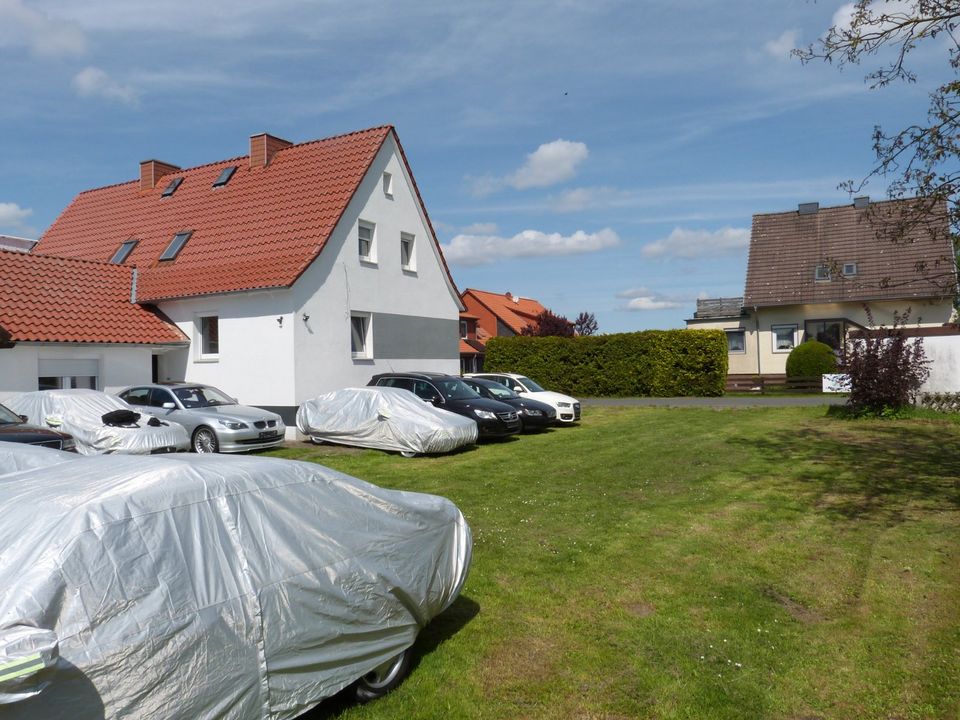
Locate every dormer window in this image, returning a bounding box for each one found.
[842,262,858,276]
[212,166,237,188]
[161,177,183,197]
[160,230,193,261]
[814,265,831,281]
[110,239,138,264]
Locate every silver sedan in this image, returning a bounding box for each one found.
[118,383,285,453]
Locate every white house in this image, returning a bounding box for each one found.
[3,126,464,430]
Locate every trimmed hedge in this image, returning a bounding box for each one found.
[483,329,727,397]
[785,340,837,377]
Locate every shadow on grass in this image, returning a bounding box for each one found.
[298,595,480,719]
[733,416,960,525]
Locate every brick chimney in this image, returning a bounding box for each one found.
[250,133,293,168]
[140,159,181,191]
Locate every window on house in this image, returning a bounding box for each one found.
[358,221,375,263]
[160,231,193,261]
[400,232,415,270]
[110,239,138,264]
[161,177,183,197]
[382,172,393,197]
[805,319,844,351]
[772,325,796,352]
[842,262,858,276]
[460,320,468,339]
[351,312,372,358]
[197,315,219,360]
[37,359,99,391]
[726,330,746,354]
[814,264,832,281]
[212,166,237,188]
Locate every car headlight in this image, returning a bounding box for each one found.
[524,409,543,416]
[217,419,248,430]
[557,401,571,408]
[474,409,496,420]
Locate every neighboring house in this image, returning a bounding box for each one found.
[0,234,36,252]
[687,198,958,381]
[12,126,463,425]
[458,289,547,371]
[0,250,188,400]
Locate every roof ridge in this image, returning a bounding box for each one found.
[751,197,917,218]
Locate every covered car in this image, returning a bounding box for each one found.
[0,443,472,719]
[5,389,189,455]
[297,386,478,456]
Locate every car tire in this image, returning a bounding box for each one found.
[399,450,417,458]
[310,436,325,445]
[353,648,413,702]
[192,427,219,454]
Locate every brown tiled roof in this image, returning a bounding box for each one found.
[0,250,187,345]
[744,199,956,308]
[35,126,458,303]
[459,338,485,354]
[694,297,744,319]
[462,289,546,334]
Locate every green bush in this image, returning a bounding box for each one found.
[785,340,838,377]
[483,329,727,397]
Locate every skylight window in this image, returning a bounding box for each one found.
[212,166,237,188]
[110,239,138,264]
[161,177,183,197]
[160,231,193,261]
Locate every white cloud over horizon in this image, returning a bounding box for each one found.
[72,67,139,105]
[470,139,589,196]
[764,29,800,59]
[616,287,691,311]
[641,226,750,259]
[441,227,620,266]
[0,0,86,57]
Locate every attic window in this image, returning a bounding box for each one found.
[161,177,183,197]
[842,262,858,276]
[160,230,193,261]
[382,172,393,197]
[814,265,832,281]
[110,239,138,264]
[213,166,237,188]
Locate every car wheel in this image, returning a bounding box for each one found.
[354,648,413,702]
[400,450,417,458]
[310,436,325,445]
[192,427,219,454]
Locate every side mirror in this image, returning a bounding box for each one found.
[162,402,176,410]
[428,395,442,406]
[18,414,28,423]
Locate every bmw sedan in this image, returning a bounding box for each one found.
[118,383,286,453]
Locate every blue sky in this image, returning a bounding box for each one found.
[0,0,946,333]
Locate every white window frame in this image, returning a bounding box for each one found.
[195,313,220,362]
[38,358,100,391]
[842,262,858,276]
[771,324,797,353]
[814,264,831,281]
[382,172,393,198]
[460,320,468,338]
[400,231,416,271]
[726,329,746,354]
[358,220,376,264]
[350,312,372,359]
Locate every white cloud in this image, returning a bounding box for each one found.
[469,139,589,196]
[0,0,86,57]
[641,226,750,259]
[764,29,799,59]
[550,186,630,213]
[0,201,32,228]
[72,67,139,105]
[831,2,916,34]
[616,287,689,311]
[462,222,499,234]
[442,228,620,266]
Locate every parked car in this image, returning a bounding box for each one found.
[5,389,189,455]
[0,443,471,719]
[461,377,556,431]
[465,372,581,423]
[297,386,478,456]
[117,383,286,454]
[368,372,521,439]
[0,401,76,451]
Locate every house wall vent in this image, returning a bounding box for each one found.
[140,159,181,191]
[798,202,819,215]
[250,133,293,168]
[853,196,870,209]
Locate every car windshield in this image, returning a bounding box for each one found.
[173,386,235,409]
[518,376,546,392]
[483,383,518,400]
[435,377,480,401]
[0,403,23,425]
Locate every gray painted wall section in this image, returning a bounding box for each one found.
[373,313,458,360]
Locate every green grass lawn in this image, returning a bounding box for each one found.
[272,406,960,720]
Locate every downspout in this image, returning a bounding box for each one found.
[754,306,761,377]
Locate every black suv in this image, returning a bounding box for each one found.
[0,401,76,451]
[368,372,521,439]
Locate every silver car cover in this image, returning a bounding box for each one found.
[5,389,189,455]
[296,387,478,455]
[0,444,472,719]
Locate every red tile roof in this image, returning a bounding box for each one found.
[36,126,458,303]
[0,250,187,345]
[745,199,956,308]
[462,289,546,334]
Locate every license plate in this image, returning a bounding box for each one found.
[258,430,279,440]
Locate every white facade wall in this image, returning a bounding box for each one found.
[0,343,155,402]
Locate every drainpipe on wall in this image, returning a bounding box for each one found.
[754,306,761,377]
